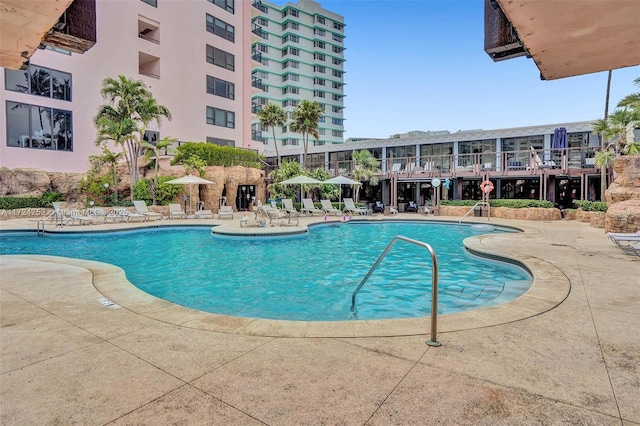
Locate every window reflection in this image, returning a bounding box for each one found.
[5,101,72,151]
[4,65,71,101]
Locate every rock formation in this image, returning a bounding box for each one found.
[604,156,640,233]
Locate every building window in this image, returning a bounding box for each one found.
[332,57,343,65]
[332,34,344,43]
[318,128,326,135]
[315,15,325,24]
[314,40,325,49]
[6,101,73,151]
[314,53,325,61]
[332,82,342,89]
[254,96,268,105]
[332,118,343,125]
[314,78,326,86]
[256,17,268,27]
[282,99,299,108]
[333,22,344,31]
[332,45,343,54]
[314,90,325,98]
[255,43,269,53]
[332,105,342,113]
[143,130,158,145]
[282,47,299,56]
[314,28,325,36]
[206,136,234,146]
[141,0,157,7]
[282,73,299,82]
[282,86,299,95]
[206,44,235,70]
[332,69,343,78]
[314,65,326,73]
[332,94,342,101]
[332,130,342,137]
[283,34,299,43]
[206,14,235,42]
[282,8,299,18]
[206,106,235,128]
[319,116,325,123]
[206,75,235,99]
[282,138,299,146]
[282,21,299,30]
[5,65,72,101]
[208,0,234,14]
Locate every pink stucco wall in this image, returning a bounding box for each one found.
[0,0,256,173]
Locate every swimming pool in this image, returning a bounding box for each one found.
[0,222,531,321]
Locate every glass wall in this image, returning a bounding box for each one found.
[458,139,496,168]
[420,142,453,172]
[502,135,543,170]
[5,65,72,101]
[6,101,72,151]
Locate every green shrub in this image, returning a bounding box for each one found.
[132,176,183,205]
[0,191,64,209]
[173,142,266,169]
[573,200,608,212]
[440,199,554,208]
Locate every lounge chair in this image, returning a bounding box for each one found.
[194,209,214,219]
[218,205,234,219]
[301,198,323,216]
[133,200,163,220]
[281,199,300,216]
[89,207,121,223]
[530,146,557,169]
[606,231,640,256]
[343,198,369,215]
[64,209,95,225]
[406,201,418,212]
[114,208,147,222]
[320,199,341,215]
[168,204,187,219]
[372,201,384,213]
[423,205,434,215]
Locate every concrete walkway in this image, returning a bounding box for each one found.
[0,215,638,424]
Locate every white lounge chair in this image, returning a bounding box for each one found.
[281,199,300,216]
[343,198,369,215]
[64,209,95,225]
[89,207,121,223]
[606,231,640,256]
[114,208,147,222]
[168,204,187,219]
[218,205,234,219]
[194,209,214,219]
[301,198,323,216]
[133,200,163,220]
[320,199,341,216]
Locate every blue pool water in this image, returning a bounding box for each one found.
[0,222,531,321]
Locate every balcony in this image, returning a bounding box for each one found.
[251,130,267,143]
[251,103,262,114]
[139,52,160,79]
[252,0,267,13]
[138,17,160,44]
[252,23,267,40]
[251,76,266,91]
[251,50,262,64]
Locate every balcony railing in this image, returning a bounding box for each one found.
[251,103,262,114]
[252,23,267,39]
[138,33,159,44]
[252,0,267,13]
[251,76,266,91]
[274,146,600,179]
[251,130,267,143]
[251,50,262,63]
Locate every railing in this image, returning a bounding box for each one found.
[252,0,267,13]
[458,201,490,223]
[351,236,441,347]
[251,76,266,91]
[138,33,159,44]
[251,23,267,39]
[251,51,263,63]
[289,146,600,179]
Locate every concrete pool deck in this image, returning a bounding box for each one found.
[0,214,638,424]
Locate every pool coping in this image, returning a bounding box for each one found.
[1,219,569,337]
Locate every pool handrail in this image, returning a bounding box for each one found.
[350,235,441,347]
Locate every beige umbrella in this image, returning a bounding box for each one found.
[166,174,215,214]
[324,175,362,211]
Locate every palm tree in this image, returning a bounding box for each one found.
[141,136,177,205]
[94,75,171,196]
[90,148,125,204]
[592,108,640,173]
[257,103,287,166]
[618,77,640,110]
[290,99,323,166]
[352,150,381,202]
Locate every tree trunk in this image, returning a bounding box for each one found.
[152,151,159,205]
[272,128,280,166]
[601,70,612,202]
[112,164,118,205]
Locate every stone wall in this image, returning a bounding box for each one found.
[438,205,563,221]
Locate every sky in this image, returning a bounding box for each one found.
[270,0,639,140]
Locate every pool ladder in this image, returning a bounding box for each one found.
[458,201,491,224]
[351,235,441,347]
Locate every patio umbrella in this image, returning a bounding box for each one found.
[552,127,567,149]
[323,175,362,211]
[166,174,215,214]
[279,175,322,204]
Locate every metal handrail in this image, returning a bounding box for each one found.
[350,236,441,347]
[458,201,489,223]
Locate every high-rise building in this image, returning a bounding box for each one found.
[1,0,256,173]
[250,0,345,153]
